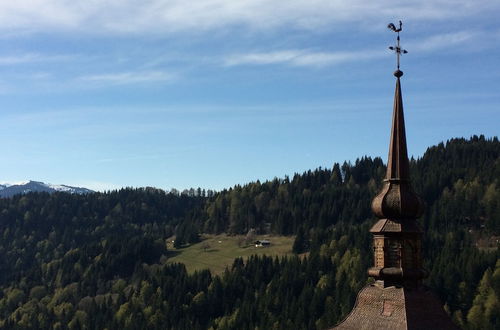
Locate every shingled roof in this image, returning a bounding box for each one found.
[332,285,458,330]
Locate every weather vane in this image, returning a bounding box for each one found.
[388,20,408,70]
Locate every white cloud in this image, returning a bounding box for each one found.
[225,28,481,68]
[0,0,496,35]
[224,49,385,67]
[291,50,385,67]
[224,50,304,66]
[0,54,40,64]
[0,53,74,65]
[410,31,477,52]
[78,71,174,85]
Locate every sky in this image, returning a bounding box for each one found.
[0,0,499,192]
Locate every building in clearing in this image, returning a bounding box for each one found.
[255,239,271,247]
[332,22,458,330]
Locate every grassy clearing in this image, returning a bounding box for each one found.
[166,234,295,274]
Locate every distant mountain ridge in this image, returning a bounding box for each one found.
[0,180,93,197]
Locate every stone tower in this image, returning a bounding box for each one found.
[332,22,458,330]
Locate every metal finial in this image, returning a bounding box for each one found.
[388,20,408,72]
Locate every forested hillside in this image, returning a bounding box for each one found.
[0,135,498,329]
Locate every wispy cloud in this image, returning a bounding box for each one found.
[0,1,496,36]
[227,29,480,68]
[224,49,385,67]
[78,71,174,85]
[0,53,74,65]
[410,31,477,52]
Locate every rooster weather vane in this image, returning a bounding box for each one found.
[388,20,408,70]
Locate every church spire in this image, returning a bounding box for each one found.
[371,21,423,221]
[332,22,459,330]
[369,21,426,287]
[386,20,410,182]
[371,69,424,220]
[386,70,409,181]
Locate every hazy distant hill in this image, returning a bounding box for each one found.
[0,180,93,197]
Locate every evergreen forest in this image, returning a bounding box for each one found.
[0,135,499,329]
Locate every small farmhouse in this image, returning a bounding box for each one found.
[254,240,270,247]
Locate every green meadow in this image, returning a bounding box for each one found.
[167,234,295,274]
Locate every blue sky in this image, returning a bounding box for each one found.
[0,0,499,191]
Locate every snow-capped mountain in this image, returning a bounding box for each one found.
[0,181,94,198]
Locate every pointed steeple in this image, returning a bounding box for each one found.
[371,70,423,220]
[332,22,459,330]
[386,70,409,181]
[369,22,426,288]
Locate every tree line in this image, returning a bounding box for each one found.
[0,135,498,328]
